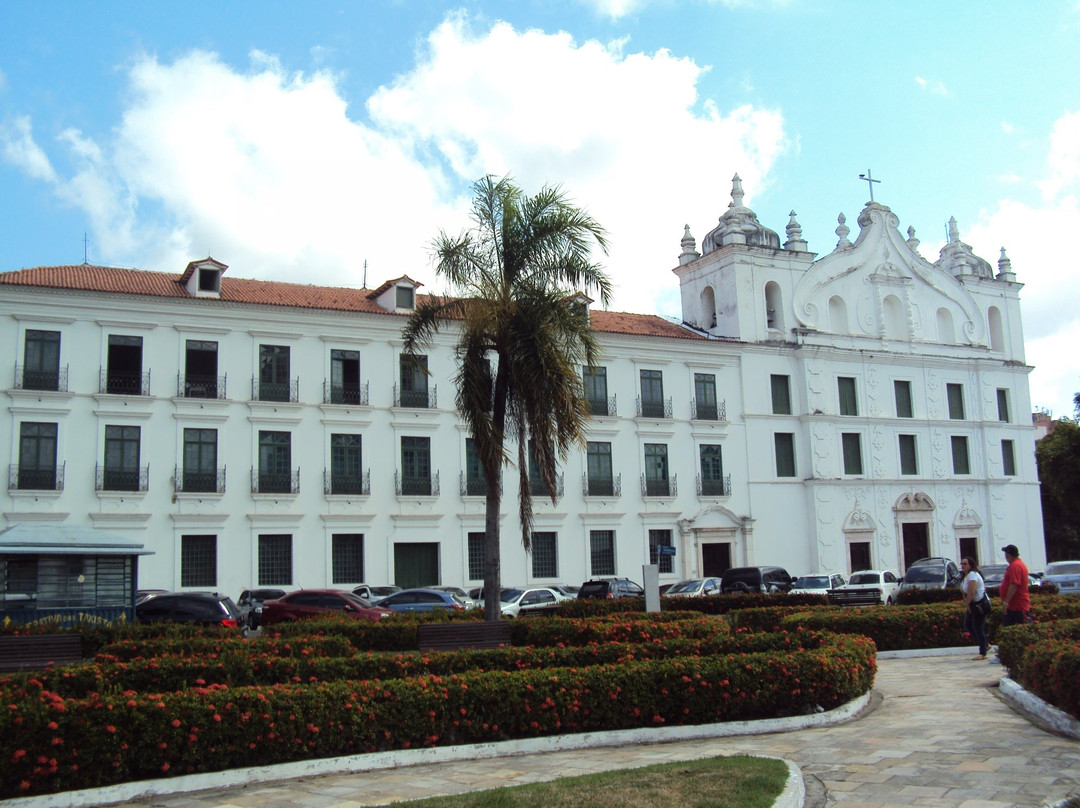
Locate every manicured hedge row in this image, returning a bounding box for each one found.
[95,634,355,662]
[0,630,875,797]
[556,592,824,619]
[995,618,1080,720]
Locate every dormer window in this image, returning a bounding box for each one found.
[198,268,220,294]
[396,285,415,310]
[368,275,422,313]
[180,257,227,299]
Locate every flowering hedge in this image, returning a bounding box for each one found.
[555,592,822,619]
[0,629,874,797]
[995,618,1080,720]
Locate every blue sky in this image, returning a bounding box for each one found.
[2,0,1079,419]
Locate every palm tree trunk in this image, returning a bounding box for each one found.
[482,363,509,622]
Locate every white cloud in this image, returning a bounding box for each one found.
[914,75,949,96]
[1038,110,1080,201]
[0,116,58,183]
[1000,121,1015,135]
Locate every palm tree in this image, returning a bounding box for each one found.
[402,175,612,620]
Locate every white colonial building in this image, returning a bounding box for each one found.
[0,178,1046,600]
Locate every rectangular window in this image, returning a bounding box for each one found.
[258,534,293,586]
[528,440,558,496]
[184,340,219,398]
[997,388,1010,423]
[182,428,218,493]
[104,425,141,491]
[699,444,725,495]
[589,530,616,576]
[467,532,485,580]
[259,345,291,402]
[586,441,614,495]
[582,366,609,416]
[640,370,665,417]
[899,434,918,476]
[951,435,970,475]
[694,373,718,420]
[332,534,364,584]
[396,285,415,309]
[842,433,863,475]
[258,430,292,493]
[330,434,363,494]
[838,377,858,416]
[330,349,362,405]
[771,374,791,415]
[531,532,558,578]
[400,436,431,495]
[947,383,965,420]
[399,354,429,407]
[18,422,57,490]
[649,529,674,574]
[465,439,486,496]
[1001,440,1017,476]
[644,443,669,496]
[23,330,61,391]
[180,535,217,588]
[106,335,144,395]
[774,433,796,477]
[894,380,914,418]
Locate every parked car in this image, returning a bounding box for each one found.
[499,586,571,618]
[374,588,467,613]
[1041,560,1080,595]
[982,563,1040,590]
[431,585,478,608]
[134,588,169,605]
[260,589,393,626]
[551,584,580,598]
[899,557,962,592]
[790,573,846,596]
[663,577,723,598]
[352,584,401,601]
[236,587,288,629]
[135,592,243,629]
[827,570,901,606]
[577,578,645,599]
[721,566,792,594]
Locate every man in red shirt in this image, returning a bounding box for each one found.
[999,544,1031,626]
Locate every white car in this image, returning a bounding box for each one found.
[498,586,571,618]
[826,570,901,606]
[790,573,846,597]
[664,578,723,598]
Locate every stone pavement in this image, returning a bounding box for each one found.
[40,653,1080,807]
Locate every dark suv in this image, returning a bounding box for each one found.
[237,588,288,629]
[135,592,243,629]
[899,557,962,591]
[577,578,645,599]
[721,566,793,594]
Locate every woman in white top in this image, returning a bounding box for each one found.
[961,556,989,660]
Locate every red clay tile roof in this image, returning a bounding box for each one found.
[0,263,711,342]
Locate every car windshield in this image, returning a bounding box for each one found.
[666,580,701,594]
[795,576,830,589]
[500,588,524,603]
[905,565,944,582]
[723,569,762,586]
[848,573,880,585]
[342,592,373,608]
[981,565,1008,579]
[1046,562,1080,576]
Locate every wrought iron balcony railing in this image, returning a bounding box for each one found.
[174,466,226,494]
[394,384,437,409]
[583,473,621,497]
[396,470,440,496]
[529,473,564,498]
[641,473,677,497]
[324,469,370,495]
[460,472,488,496]
[8,463,65,491]
[324,381,369,406]
[251,467,300,494]
[15,364,69,392]
[178,373,227,400]
[587,394,617,417]
[100,369,151,396]
[636,396,673,419]
[696,473,732,497]
[691,398,727,421]
[251,377,299,403]
[96,464,149,492]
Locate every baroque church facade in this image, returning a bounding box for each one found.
[0,178,1045,599]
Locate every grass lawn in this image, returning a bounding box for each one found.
[390,754,789,808]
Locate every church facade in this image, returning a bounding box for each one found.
[0,179,1045,598]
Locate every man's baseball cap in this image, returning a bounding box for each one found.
[1002,544,1020,556]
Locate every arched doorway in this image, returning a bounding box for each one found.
[894,492,935,572]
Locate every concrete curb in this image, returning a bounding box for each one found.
[1,692,869,808]
[998,675,1080,741]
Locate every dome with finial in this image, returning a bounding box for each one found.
[701,174,780,254]
[934,217,994,280]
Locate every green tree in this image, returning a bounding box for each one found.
[402,175,612,620]
[1036,418,1080,561]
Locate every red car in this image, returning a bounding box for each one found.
[260,588,393,626]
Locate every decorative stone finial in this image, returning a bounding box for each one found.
[730,174,745,209]
[906,225,921,253]
[997,247,1016,281]
[935,217,993,279]
[679,224,700,265]
[948,216,960,243]
[835,213,852,250]
[784,210,808,252]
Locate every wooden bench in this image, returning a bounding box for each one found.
[0,634,83,672]
[418,621,511,652]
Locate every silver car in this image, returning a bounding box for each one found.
[1042,561,1080,595]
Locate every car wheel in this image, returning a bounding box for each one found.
[885,597,894,605]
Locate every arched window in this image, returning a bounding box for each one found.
[828,296,847,334]
[701,286,717,329]
[765,282,784,333]
[988,306,1004,352]
[937,308,955,344]
[883,295,905,340]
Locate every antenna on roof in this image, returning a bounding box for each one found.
[363,259,368,289]
[82,232,89,265]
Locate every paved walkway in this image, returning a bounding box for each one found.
[80,654,1080,807]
